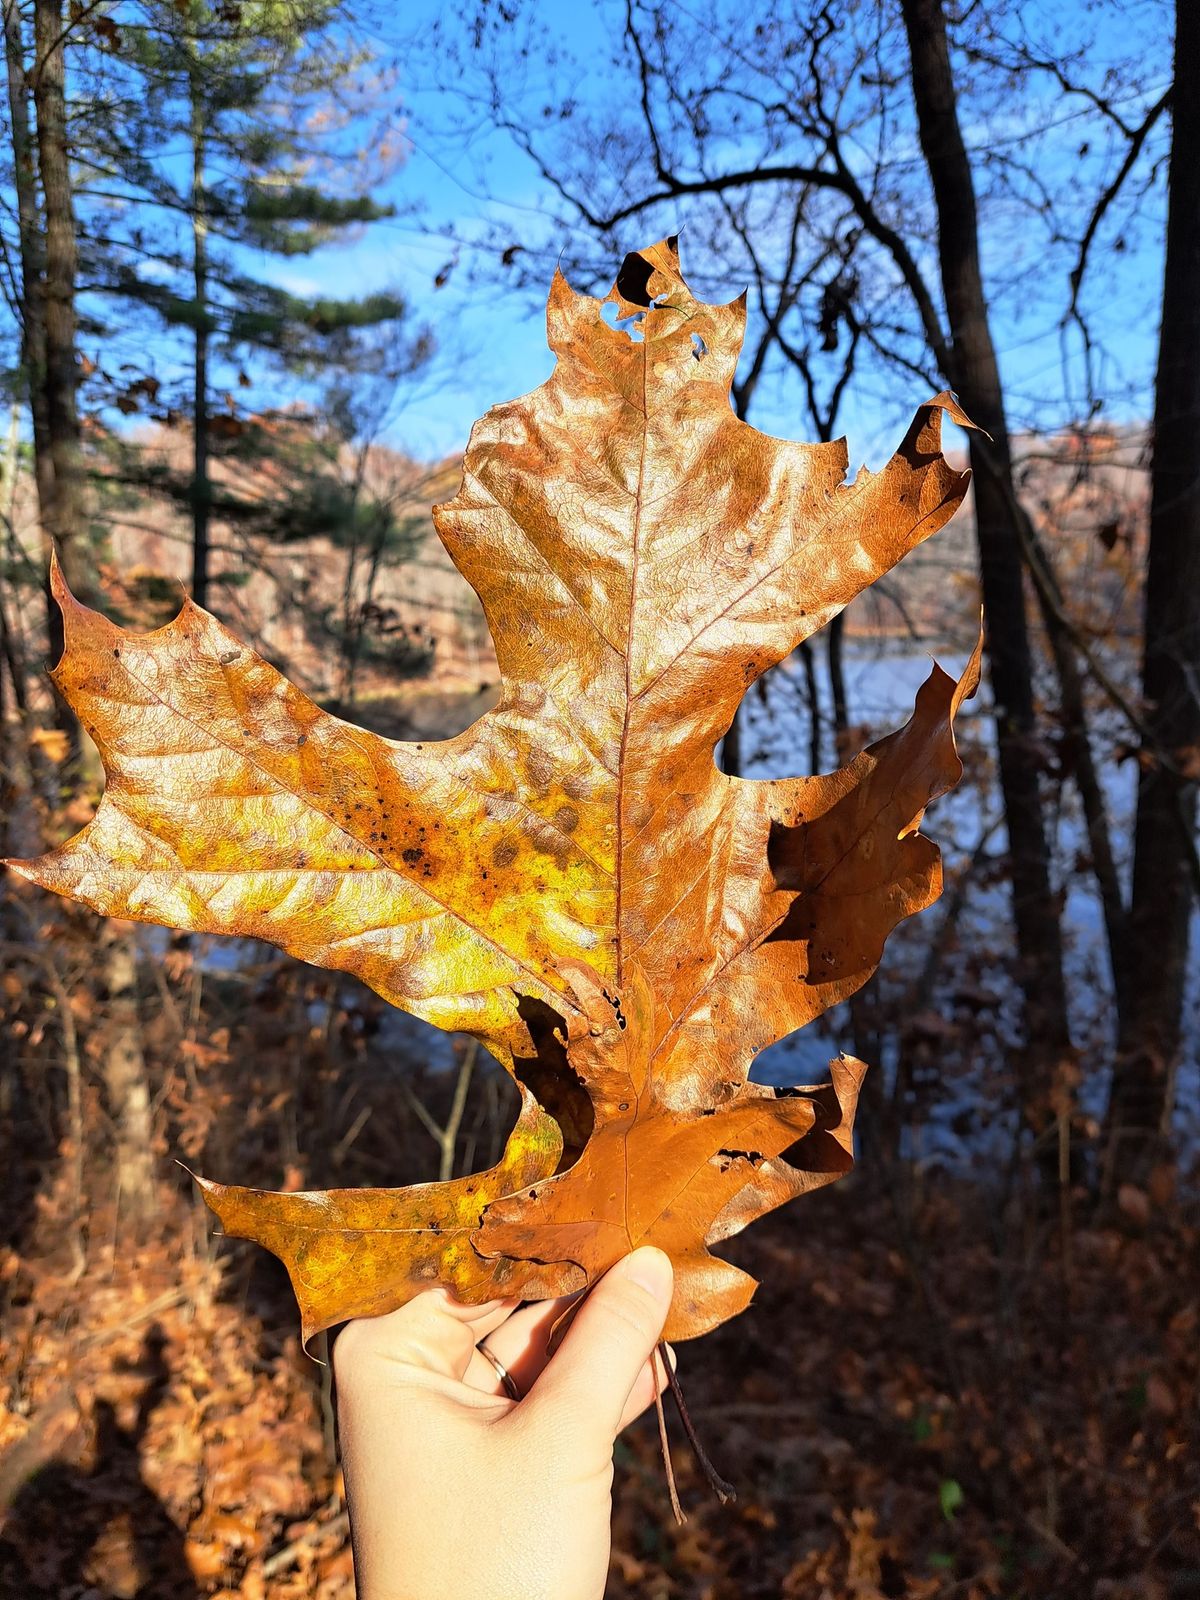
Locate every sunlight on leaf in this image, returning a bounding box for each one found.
[7,239,980,1342]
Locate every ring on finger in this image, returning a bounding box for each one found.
[476,1339,522,1402]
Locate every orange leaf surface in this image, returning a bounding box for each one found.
[8,239,980,1341]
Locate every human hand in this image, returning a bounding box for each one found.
[333,1247,674,1600]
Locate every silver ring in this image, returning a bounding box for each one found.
[477,1340,521,1402]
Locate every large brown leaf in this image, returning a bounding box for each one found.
[9,239,980,1341]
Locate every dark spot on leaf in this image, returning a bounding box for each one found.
[402,847,424,866]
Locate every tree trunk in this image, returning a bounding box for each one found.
[827,612,848,756]
[719,709,741,777]
[1108,0,1200,1170]
[0,404,41,840]
[798,636,821,773]
[99,930,155,1221]
[26,0,158,1222]
[31,0,85,570]
[901,0,1073,1127]
[3,0,66,685]
[189,74,211,610]
[339,496,363,704]
[347,489,392,705]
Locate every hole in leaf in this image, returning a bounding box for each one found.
[601,300,646,342]
[513,994,595,1167]
[616,249,655,306]
[691,333,708,361]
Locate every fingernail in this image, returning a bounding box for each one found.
[617,1246,673,1304]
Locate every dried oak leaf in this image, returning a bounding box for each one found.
[8,238,980,1343]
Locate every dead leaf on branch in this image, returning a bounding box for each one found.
[8,237,980,1343]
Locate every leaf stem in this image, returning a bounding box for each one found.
[652,1353,686,1525]
[661,1341,736,1505]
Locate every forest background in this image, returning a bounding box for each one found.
[0,1,1197,1596]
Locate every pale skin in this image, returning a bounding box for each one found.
[334,1246,676,1600]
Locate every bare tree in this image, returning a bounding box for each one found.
[30,0,86,575]
[6,0,155,1221]
[409,0,1184,1166]
[4,0,66,679]
[1109,0,1199,1170]
[898,0,1071,1109]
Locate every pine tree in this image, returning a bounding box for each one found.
[79,0,429,610]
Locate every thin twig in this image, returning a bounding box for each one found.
[261,1506,349,1579]
[440,1041,477,1182]
[399,1040,479,1182]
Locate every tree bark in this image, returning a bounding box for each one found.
[189,70,211,611]
[900,0,1073,1120]
[25,0,158,1223]
[827,612,848,755]
[99,930,155,1221]
[798,637,821,773]
[3,0,64,680]
[719,709,741,777]
[1108,0,1200,1168]
[31,0,85,569]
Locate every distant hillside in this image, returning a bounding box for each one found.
[94,422,492,725]
[842,423,1148,649]
[10,416,1148,737]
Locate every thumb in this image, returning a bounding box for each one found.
[526,1247,673,1442]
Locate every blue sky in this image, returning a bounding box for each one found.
[244,0,1172,466]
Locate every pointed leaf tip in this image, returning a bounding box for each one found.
[48,545,67,603]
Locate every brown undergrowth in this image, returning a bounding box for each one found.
[1,897,1197,1599]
